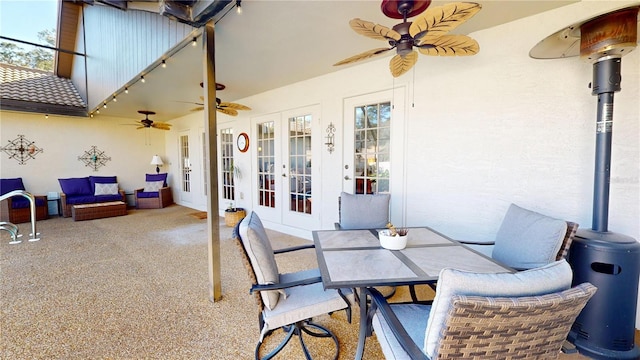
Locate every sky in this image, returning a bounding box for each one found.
[0,0,58,45]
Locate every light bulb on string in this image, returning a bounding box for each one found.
[125,87,129,94]
[140,75,145,83]
[162,59,166,68]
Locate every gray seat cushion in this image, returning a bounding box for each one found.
[238,211,281,310]
[492,204,567,269]
[339,192,390,229]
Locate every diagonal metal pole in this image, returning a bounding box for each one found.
[203,20,222,302]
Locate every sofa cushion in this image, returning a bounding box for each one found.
[1,178,26,195]
[137,191,159,199]
[89,176,117,193]
[94,182,119,196]
[145,173,168,187]
[65,195,98,205]
[238,211,281,310]
[95,194,124,202]
[143,181,164,192]
[59,177,92,196]
[339,192,390,229]
[423,260,573,358]
[492,204,567,270]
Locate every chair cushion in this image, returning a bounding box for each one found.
[59,177,92,196]
[95,194,124,202]
[238,211,281,310]
[423,260,573,358]
[492,204,567,269]
[136,191,159,199]
[65,195,98,204]
[339,192,390,229]
[94,182,119,196]
[145,173,168,187]
[372,303,431,360]
[261,269,351,333]
[10,197,46,209]
[143,181,164,192]
[1,178,26,195]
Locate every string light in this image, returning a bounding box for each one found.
[96,109,100,114]
[45,114,49,119]
[103,102,107,108]
[236,0,242,14]
[161,59,166,68]
[140,75,145,83]
[112,95,117,102]
[90,113,94,118]
[124,87,128,94]
[191,37,197,46]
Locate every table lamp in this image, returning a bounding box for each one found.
[150,155,164,174]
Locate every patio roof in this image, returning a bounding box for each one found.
[0,63,86,117]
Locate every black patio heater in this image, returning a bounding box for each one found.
[530,5,640,360]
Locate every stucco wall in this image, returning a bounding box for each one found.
[0,111,167,201]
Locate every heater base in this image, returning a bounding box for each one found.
[569,335,640,360]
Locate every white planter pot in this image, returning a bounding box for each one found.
[379,230,408,250]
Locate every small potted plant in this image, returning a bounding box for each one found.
[224,201,246,227]
[379,223,409,250]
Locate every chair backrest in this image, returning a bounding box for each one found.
[337,192,390,230]
[1,178,26,196]
[424,260,574,358]
[236,211,283,311]
[491,204,568,270]
[434,283,596,359]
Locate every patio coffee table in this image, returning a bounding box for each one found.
[72,201,127,221]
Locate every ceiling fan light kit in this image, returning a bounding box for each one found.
[334,1,482,77]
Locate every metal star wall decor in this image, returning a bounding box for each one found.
[78,145,111,171]
[0,134,43,165]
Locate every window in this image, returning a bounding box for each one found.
[257,122,276,208]
[354,102,391,194]
[220,128,234,201]
[289,115,312,214]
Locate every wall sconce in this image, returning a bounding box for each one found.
[325,122,336,153]
[150,155,164,174]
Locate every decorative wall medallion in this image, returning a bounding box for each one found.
[78,145,111,171]
[0,134,43,165]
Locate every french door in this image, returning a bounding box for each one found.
[252,105,321,230]
[342,89,406,224]
[179,131,193,205]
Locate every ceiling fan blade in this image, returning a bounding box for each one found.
[409,2,481,42]
[152,124,171,130]
[389,51,418,78]
[217,107,238,116]
[219,102,251,111]
[334,47,394,66]
[417,35,479,56]
[349,18,401,41]
[190,106,204,112]
[136,126,146,130]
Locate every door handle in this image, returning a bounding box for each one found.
[344,176,351,180]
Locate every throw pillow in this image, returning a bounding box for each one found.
[143,181,164,192]
[238,211,281,310]
[145,173,168,187]
[492,204,567,270]
[339,192,390,229]
[423,260,573,359]
[94,182,119,196]
[58,177,92,196]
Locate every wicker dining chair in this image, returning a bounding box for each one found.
[235,211,352,360]
[369,261,597,359]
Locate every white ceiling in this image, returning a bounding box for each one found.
[97,0,578,122]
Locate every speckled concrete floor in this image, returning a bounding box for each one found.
[1,205,384,359]
[1,205,591,359]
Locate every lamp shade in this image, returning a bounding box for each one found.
[150,155,164,166]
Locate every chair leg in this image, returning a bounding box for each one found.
[255,320,339,360]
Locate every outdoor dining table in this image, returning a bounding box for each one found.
[312,227,513,360]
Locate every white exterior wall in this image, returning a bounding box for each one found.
[0,111,167,200]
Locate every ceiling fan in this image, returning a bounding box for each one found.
[189,82,251,116]
[334,0,482,77]
[133,110,172,130]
